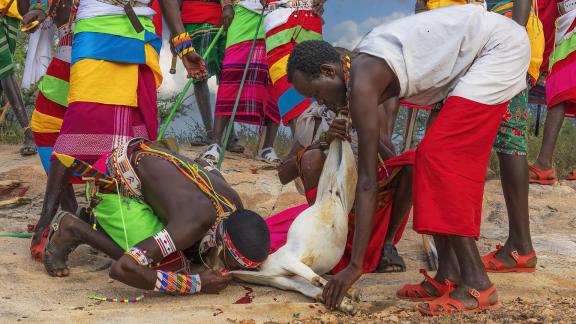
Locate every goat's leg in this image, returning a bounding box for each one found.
[282,260,361,302]
[269,276,359,315]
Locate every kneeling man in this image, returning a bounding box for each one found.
[287,4,529,315]
[43,138,270,295]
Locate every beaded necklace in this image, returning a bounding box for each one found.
[134,144,237,218]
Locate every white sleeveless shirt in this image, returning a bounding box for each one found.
[355,4,530,105]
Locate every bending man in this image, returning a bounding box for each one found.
[286,5,530,315]
[42,138,271,295]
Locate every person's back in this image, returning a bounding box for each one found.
[356,4,529,106]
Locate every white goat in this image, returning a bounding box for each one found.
[232,138,360,313]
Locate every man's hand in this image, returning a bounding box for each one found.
[198,269,232,293]
[182,51,208,80]
[221,5,235,31]
[322,264,362,310]
[21,9,47,33]
[260,0,268,7]
[326,118,350,143]
[313,0,324,16]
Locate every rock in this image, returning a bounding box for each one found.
[388,315,399,323]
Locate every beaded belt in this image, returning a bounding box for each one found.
[558,0,576,15]
[268,0,314,11]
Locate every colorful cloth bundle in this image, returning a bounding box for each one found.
[264,5,322,124]
[545,9,576,117]
[215,5,280,125]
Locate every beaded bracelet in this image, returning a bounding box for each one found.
[125,246,152,266]
[319,132,329,150]
[29,0,50,13]
[171,32,196,59]
[154,270,202,294]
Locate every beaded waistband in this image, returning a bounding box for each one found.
[268,0,314,11]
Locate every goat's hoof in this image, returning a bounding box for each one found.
[311,276,323,287]
[339,298,359,315]
[347,288,362,302]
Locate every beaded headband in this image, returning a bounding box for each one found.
[224,231,263,269]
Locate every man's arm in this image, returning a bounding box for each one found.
[159,0,208,79]
[323,55,395,310]
[17,0,30,16]
[512,0,531,26]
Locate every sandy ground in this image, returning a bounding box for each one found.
[1,144,575,323]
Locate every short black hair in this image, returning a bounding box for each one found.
[287,40,341,83]
[223,209,270,263]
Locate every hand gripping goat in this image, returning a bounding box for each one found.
[232,134,360,314]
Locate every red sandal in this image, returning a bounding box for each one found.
[482,244,536,273]
[528,165,557,185]
[417,282,501,316]
[566,170,576,181]
[397,269,456,302]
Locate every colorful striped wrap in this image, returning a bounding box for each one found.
[31,25,74,174]
[545,9,576,117]
[215,5,280,125]
[264,4,322,124]
[53,9,162,164]
[31,58,71,173]
[0,16,18,80]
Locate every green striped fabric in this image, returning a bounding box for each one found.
[186,22,226,83]
[0,17,18,79]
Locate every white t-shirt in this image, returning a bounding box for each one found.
[355,4,530,105]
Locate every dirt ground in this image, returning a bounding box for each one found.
[1,144,575,323]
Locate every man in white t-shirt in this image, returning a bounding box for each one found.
[286,4,530,315]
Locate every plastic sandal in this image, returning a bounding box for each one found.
[397,269,456,302]
[377,244,406,273]
[256,147,281,165]
[202,144,221,163]
[418,283,501,316]
[482,243,536,273]
[528,165,557,185]
[566,170,576,181]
